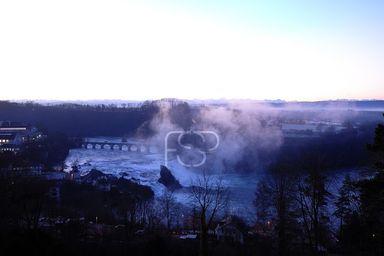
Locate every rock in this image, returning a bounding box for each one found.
[158,165,182,191]
[81,169,106,184]
[114,177,154,199]
[82,168,116,183]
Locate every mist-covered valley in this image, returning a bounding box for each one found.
[61,100,381,221]
[1,99,383,255]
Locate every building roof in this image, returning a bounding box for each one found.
[0,121,29,130]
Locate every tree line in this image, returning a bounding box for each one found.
[253,114,384,255]
[0,101,159,137]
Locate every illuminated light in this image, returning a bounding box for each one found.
[0,128,27,131]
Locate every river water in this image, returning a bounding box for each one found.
[65,137,369,222]
[64,137,266,219]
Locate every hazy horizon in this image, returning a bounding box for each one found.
[6,98,384,102]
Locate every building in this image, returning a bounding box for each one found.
[215,216,244,244]
[0,121,43,152]
[0,133,22,152]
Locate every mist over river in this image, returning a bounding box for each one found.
[65,137,367,222]
[64,137,267,219]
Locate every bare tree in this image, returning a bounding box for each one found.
[135,199,162,231]
[296,170,330,255]
[190,172,229,256]
[254,166,298,256]
[145,201,162,231]
[158,190,178,230]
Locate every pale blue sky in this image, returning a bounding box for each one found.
[149,0,384,36]
[0,0,383,100]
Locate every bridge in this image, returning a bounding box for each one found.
[81,141,154,153]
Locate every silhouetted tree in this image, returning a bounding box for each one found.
[159,190,178,230]
[367,113,384,170]
[254,179,273,231]
[296,170,330,255]
[254,165,299,256]
[350,115,384,254]
[334,174,359,241]
[190,172,229,256]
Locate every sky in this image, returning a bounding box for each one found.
[0,0,383,101]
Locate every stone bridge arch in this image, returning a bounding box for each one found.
[81,141,152,154]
